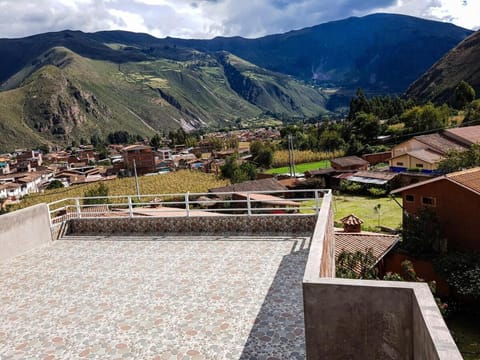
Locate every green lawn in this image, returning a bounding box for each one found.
[333,195,403,231]
[265,160,331,175]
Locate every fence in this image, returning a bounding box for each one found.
[47,189,331,227]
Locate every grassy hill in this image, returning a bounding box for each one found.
[406,30,480,103]
[0,47,328,151]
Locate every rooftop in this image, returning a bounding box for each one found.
[415,133,467,154]
[0,234,309,359]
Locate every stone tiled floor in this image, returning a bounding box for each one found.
[0,235,310,359]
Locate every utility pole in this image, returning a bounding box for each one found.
[133,159,140,201]
[288,135,295,177]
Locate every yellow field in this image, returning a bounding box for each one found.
[273,150,344,167]
[11,170,229,211]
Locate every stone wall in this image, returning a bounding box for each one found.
[0,204,52,262]
[67,215,317,236]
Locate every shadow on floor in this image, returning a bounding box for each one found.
[239,238,309,360]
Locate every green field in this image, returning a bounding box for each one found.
[333,195,403,231]
[265,160,331,175]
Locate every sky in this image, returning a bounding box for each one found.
[0,0,479,39]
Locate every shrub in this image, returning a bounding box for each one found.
[367,187,387,197]
[83,182,109,205]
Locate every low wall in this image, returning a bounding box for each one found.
[66,215,317,236]
[0,203,52,262]
[302,191,461,359]
[303,279,461,359]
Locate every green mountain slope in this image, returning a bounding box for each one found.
[0,47,327,151]
[406,30,480,103]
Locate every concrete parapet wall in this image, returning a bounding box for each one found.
[304,192,334,279]
[67,215,317,236]
[0,204,52,263]
[303,278,462,360]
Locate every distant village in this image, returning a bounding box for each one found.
[2,124,480,211]
[0,128,281,205]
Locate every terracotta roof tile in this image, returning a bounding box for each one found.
[415,133,467,154]
[443,125,480,146]
[335,231,400,275]
[407,149,444,164]
[331,156,368,167]
[447,167,480,194]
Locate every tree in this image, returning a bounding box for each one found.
[149,133,162,149]
[401,207,446,256]
[336,248,378,279]
[452,80,476,109]
[250,140,274,168]
[220,155,257,184]
[462,99,480,126]
[351,112,381,143]
[83,182,109,205]
[45,180,64,190]
[348,88,371,120]
[438,144,480,173]
[401,103,450,133]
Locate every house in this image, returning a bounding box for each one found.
[389,149,444,173]
[331,156,369,171]
[391,167,480,251]
[389,125,480,173]
[121,145,156,175]
[0,183,21,200]
[0,158,11,175]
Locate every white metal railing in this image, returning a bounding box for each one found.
[47,189,331,227]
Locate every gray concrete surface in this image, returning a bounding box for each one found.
[303,278,462,360]
[0,203,52,263]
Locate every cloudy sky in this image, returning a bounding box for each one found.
[0,0,479,39]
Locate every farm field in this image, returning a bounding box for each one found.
[265,160,331,175]
[10,170,229,211]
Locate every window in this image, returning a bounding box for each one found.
[405,194,415,202]
[416,164,424,168]
[422,196,436,206]
[396,162,404,166]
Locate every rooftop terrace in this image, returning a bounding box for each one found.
[0,234,309,359]
[0,190,462,359]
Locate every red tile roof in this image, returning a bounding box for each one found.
[447,167,480,194]
[391,166,480,195]
[415,133,467,154]
[335,231,399,275]
[331,156,369,167]
[443,125,480,146]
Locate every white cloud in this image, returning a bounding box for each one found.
[0,0,477,39]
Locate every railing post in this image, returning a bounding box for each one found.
[315,190,320,215]
[47,203,53,228]
[185,192,190,217]
[75,198,81,219]
[128,196,133,218]
[247,192,252,216]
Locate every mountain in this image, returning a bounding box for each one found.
[406,30,480,103]
[0,46,326,150]
[152,13,472,93]
[0,13,473,150]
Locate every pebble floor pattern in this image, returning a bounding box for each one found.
[0,235,310,360]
